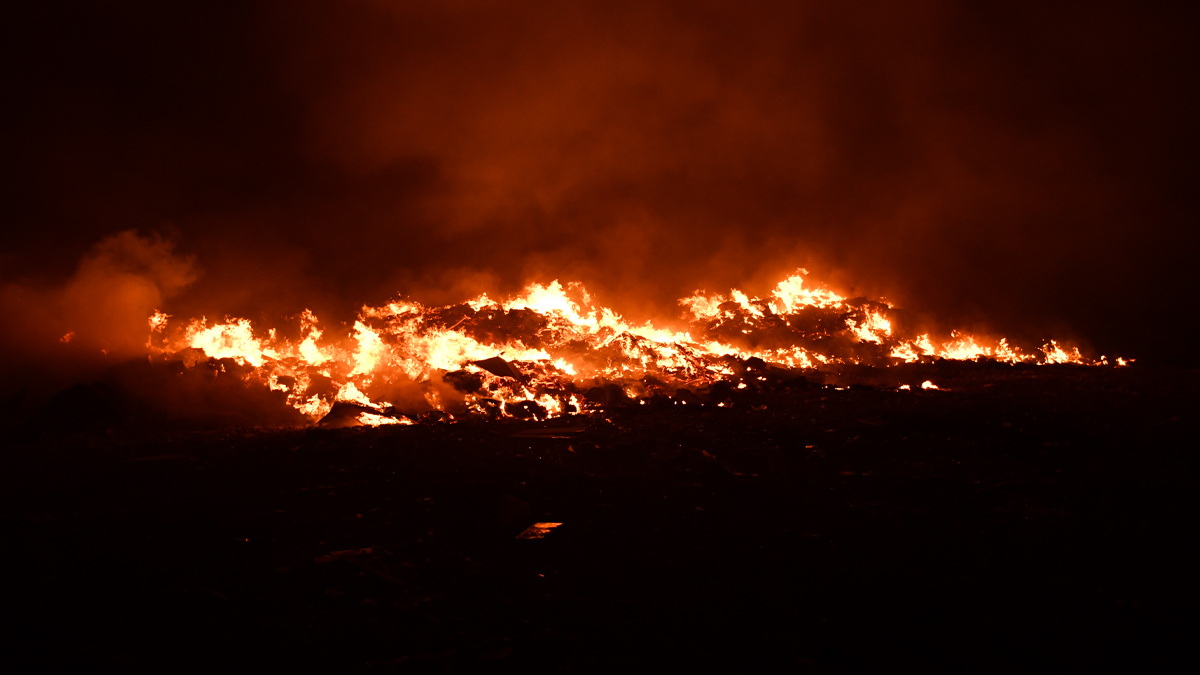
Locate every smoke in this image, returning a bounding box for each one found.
[0,231,196,409]
[60,231,196,353]
[2,0,1198,375]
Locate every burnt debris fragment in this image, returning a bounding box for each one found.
[470,356,525,381]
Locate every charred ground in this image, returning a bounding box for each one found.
[2,363,1196,671]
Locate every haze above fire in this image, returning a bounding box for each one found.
[2,1,1197,409]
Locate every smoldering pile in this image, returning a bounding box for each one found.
[29,272,1104,434]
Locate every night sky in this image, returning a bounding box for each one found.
[3,1,1198,399]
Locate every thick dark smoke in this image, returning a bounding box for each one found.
[3,0,1198,407]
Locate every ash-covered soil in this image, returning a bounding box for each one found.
[2,364,1196,672]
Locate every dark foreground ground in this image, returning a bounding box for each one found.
[2,364,1197,672]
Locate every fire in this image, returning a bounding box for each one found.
[938,333,990,360]
[146,270,1113,426]
[1040,340,1082,365]
[183,318,273,367]
[849,310,892,344]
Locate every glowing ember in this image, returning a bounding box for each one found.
[145,270,1113,424]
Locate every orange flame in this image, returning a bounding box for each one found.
[146,269,1111,425]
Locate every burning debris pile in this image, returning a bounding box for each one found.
[147,271,1111,427]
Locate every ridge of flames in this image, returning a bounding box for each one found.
[145,271,1119,427]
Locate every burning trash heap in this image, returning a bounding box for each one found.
[148,271,1106,427]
